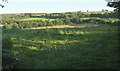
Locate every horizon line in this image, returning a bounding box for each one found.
[0,10,113,14]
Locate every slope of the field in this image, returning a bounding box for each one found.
[2,24,118,69]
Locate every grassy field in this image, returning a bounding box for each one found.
[24,24,99,30]
[21,18,55,21]
[2,24,118,69]
[81,17,119,21]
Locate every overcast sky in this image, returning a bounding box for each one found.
[0,0,115,14]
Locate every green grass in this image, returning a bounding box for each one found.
[80,18,90,20]
[2,25,118,69]
[81,17,119,23]
[21,18,55,21]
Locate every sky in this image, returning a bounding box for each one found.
[0,0,115,14]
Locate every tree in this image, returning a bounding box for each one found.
[105,0,120,18]
[47,19,53,26]
[87,10,89,12]
[70,12,76,18]
[64,16,72,24]
[24,13,31,18]
[0,4,4,8]
[53,19,61,25]
[4,24,12,29]
[102,9,105,12]
[0,0,8,8]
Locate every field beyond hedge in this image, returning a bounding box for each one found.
[21,18,55,21]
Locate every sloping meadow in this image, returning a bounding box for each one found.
[2,25,119,69]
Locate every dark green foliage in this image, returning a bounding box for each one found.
[64,16,72,24]
[106,1,120,19]
[107,2,119,8]
[71,18,80,24]
[69,12,77,18]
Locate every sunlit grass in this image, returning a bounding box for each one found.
[2,24,118,69]
[27,46,39,51]
[80,17,119,23]
[21,18,55,21]
[25,25,85,30]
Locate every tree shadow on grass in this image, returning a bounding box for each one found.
[13,35,118,69]
[2,27,119,69]
[2,38,21,69]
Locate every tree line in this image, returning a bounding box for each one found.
[1,11,119,29]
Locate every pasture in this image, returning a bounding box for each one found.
[21,18,55,21]
[2,24,118,69]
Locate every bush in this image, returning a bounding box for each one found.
[4,25,12,29]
